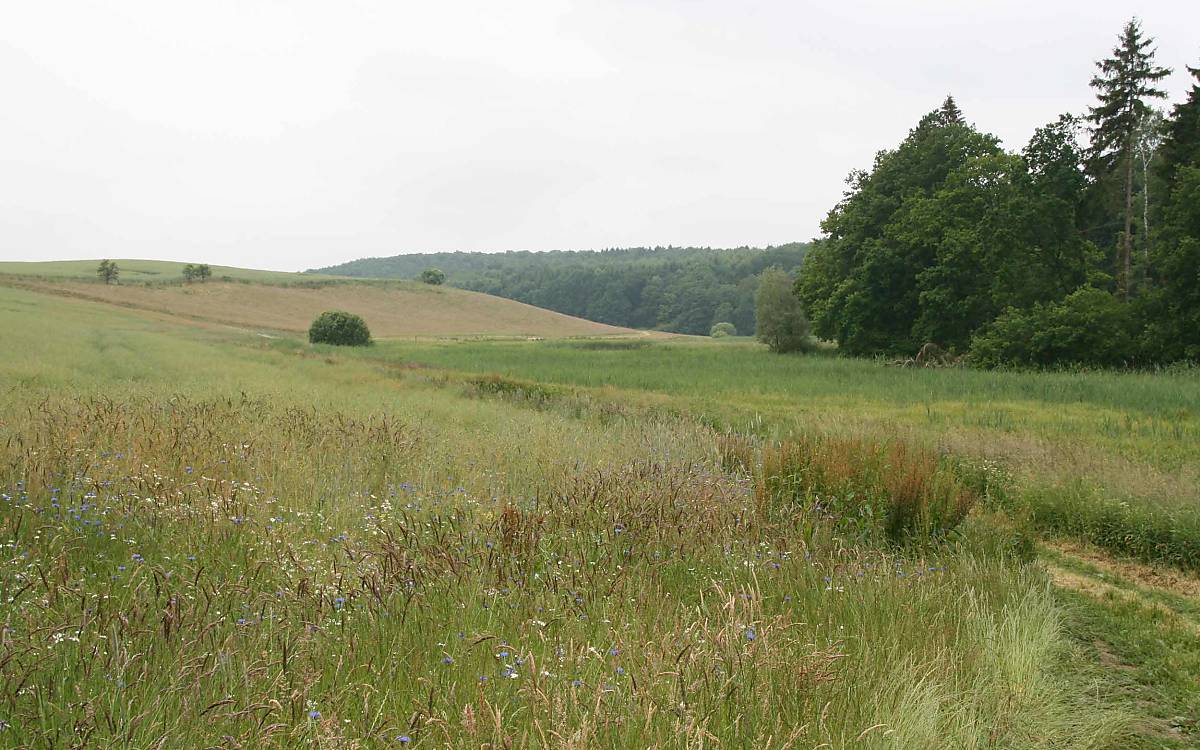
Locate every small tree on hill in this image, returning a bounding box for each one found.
[308,310,372,346]
[97,259,119,285]
[420,268,446,285]
[183,263,213,283]
[755,267,814,353]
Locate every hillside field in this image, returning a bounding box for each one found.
[0,258,346,284]
[0,271,639,338]
[1,281,1198,748]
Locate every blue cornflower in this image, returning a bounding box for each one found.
[308,710,321,719]
[745,628,757,641]
[396,736,411,744]
[442,656,454,665]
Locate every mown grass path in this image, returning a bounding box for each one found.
[1045,543,1200,748]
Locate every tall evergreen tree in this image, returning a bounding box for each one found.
[1086,18,1171,299]
[938,95,964,126]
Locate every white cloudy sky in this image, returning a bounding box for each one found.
[2,1,1197,271]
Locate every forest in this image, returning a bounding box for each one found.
[314,244,806,336]
[798,19,1200,367]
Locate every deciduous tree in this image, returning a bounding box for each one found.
[97,259,119,285]
[756,267,813,353]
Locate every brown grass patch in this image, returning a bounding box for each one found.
[1047,540,1200,600]
[18,280,638,338]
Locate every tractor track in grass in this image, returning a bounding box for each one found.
[1044,540,1200,747]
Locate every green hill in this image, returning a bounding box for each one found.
[310,244,810,335]
[0,259,347,284]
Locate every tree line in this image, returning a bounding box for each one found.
[313,245,807,336]
[796,19,1200,367]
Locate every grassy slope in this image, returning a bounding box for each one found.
[1,275,640,339]
[0,284,1133,748]
[0,258,346,283]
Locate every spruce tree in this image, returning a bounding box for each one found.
[938,95,964,126]
[1086,18,1170,299]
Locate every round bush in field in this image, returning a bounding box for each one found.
[308,310,371,346]
[710,321,736,338]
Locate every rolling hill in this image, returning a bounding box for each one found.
[309,244,809,335]
[0,263,641,338]
[0,258,346,284]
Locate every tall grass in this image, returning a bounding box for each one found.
[0,395,1123,748]
[362,337,1200,568]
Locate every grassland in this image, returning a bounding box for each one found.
[0,258,345,284]
[351,338,1200,515]
[2,281,1197,747]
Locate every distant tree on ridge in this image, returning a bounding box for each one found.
[97,259,119,285]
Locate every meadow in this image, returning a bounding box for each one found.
[337,338,1200,564]
[2,281,1198,747]
[0,259,342,284]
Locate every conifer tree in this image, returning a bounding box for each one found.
[1086,18,1171,299]
[938,95,964,126]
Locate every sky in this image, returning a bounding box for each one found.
[2,1,1198,272]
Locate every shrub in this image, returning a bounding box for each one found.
[308,310,371,346]
[969,286,1139,368]
[710,321,736,338]
[183,263,212,282]
[420,268,446,285]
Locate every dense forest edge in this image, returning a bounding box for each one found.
[312,244,807,336]
[315,19,1199,368]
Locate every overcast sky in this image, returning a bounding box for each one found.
[2,1,1198,271]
